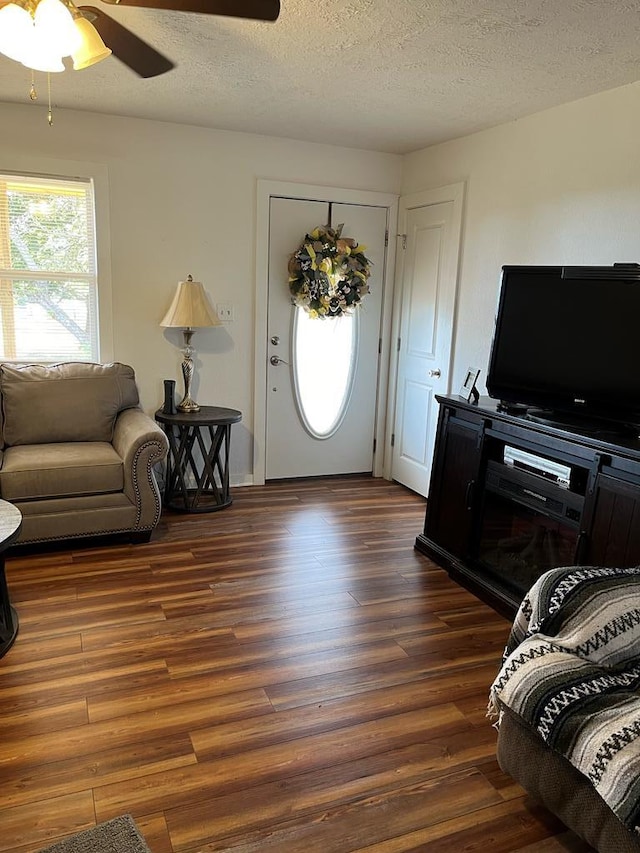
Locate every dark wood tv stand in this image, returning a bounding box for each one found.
[415,395,640,616]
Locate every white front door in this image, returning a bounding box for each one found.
[391,185,464,496]
[265,197,388,479]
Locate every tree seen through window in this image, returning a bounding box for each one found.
[0,175,98,362]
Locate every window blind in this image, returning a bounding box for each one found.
[0,173,99,363]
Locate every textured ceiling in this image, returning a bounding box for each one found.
[1,0,640,153]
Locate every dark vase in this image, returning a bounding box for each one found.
[163,379,176,414]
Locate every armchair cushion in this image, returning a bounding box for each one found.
[1,443,123,501]
[1,362,139,446]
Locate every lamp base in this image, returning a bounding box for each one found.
[177,396,200,413]
[178,341,199,412]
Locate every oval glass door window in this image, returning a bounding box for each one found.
[292,308,358,438]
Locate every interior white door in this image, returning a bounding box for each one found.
[266,197,387,479]
[391,195,461,496]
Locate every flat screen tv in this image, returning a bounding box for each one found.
[486,264,640,431]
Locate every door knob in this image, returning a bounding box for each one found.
[429,368,441,378]
[270,355,289,366]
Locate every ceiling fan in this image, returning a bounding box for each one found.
[79,0,280,78]
[0,0,280,79]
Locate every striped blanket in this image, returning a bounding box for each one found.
[489,565,640,834]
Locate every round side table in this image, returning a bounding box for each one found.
[155,406,242,513]
[0,501,23,658]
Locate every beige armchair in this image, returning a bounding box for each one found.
[0,362,169,546]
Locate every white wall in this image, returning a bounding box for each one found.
[0,102,402,482]
[402,80,640,396]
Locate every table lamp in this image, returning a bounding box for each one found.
[160,275,221,412]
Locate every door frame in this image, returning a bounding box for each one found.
[254,179,399,485]
[383,182,466,481]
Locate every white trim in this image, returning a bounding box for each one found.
[400,182,466,212]
[231,474,255,487]
[384,182,466,480]
[254,179,398,485]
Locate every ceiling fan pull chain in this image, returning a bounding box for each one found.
[47,73,53,126]
[29,70,38,102]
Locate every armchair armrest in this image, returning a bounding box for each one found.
[112,407,169,530]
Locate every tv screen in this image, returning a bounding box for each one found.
[486,264,640,427]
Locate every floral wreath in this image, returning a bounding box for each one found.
[287,224,372,319]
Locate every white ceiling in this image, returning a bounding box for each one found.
[1,0,640,154]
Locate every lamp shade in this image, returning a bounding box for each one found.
[160,276,221,328]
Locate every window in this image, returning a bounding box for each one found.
[0,173,99,362]
[292,307,358,438]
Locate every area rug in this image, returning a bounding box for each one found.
[38,815,151,853]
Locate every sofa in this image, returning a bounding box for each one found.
[489,566,640,853]
[0,361,169,546]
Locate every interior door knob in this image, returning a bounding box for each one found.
[270,355,289,366]
[429,368,442,378]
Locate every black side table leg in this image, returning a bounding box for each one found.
[0,556,18,657]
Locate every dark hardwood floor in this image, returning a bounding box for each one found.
[0,477,592,852]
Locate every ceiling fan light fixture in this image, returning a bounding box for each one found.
[33,0,81,54]
[2,0,274,91]
[0,0,36,64]
[71,15,112,69]
[20,44,66,71]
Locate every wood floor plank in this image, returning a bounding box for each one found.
[510,833,593,852]
[179,768,502,853]
[395,622,507,661]
[0,689,272,770]
[81,619,236,655]
[87,621,439,722]
[159,591,360,624]
[232,598,447,643]
[0,632,82,664]
[0,477,589,852]
[14,602,167,641]
[0,640,171,684]
[135,813,174,853]
[190,666,499,759]
[0,698,88,737]
[166,727,500,849]
[0,735,197,811]
[0,791,95,852]
[93,703,471,820]
[165,637,408,680]
[87,672,274,723]
[477,757,527,802]
[0,657,169,708]
[204,566,424,606]
[265,651,499,711]
[353,799,579,853]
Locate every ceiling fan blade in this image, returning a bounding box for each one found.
[99,0,280,21]
[79,6,175,77]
